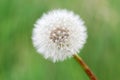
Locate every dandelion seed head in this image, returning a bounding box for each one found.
[32,9,87,62]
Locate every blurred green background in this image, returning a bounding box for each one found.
[0,0,120,80]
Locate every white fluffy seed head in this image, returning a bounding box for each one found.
[32,9,87,62]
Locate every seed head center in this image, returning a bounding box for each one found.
[50,27,69,44]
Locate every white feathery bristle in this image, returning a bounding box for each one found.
[32,9,87,62]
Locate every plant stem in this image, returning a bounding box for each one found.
[73,54,97,80]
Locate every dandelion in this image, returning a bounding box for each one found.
[32,9,97,80]
[32,9,87,62]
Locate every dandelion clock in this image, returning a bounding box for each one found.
[32,9,97,80]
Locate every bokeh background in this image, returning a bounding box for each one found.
[0,0,120,80]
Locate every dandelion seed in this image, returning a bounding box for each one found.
[32,9,87,62]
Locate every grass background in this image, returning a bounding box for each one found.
[0,0,120,80]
